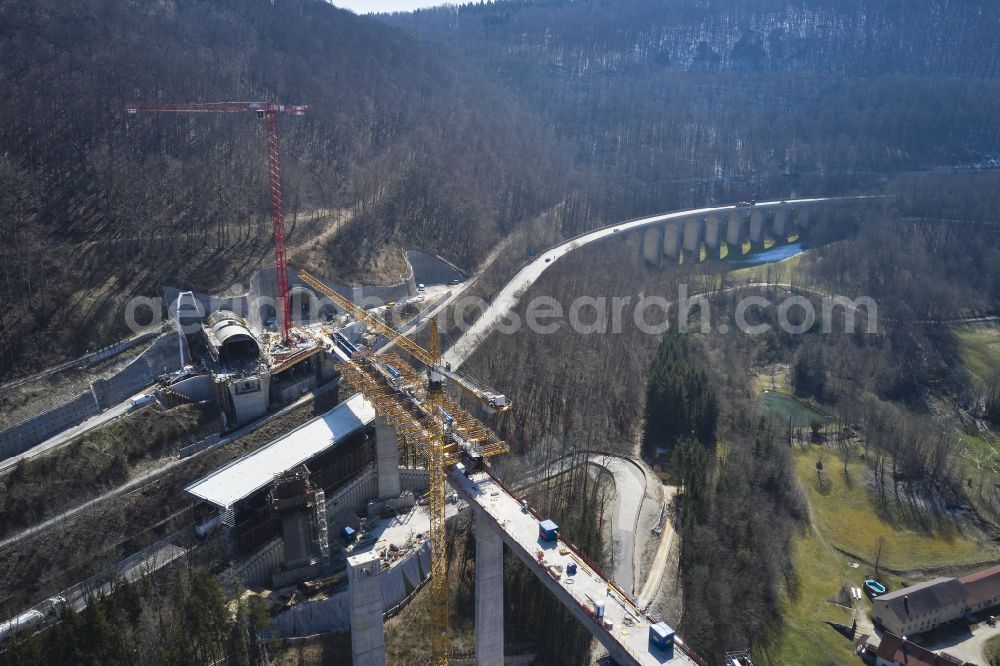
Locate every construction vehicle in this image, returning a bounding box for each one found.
[298,269,510,665]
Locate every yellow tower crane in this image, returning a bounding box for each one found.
[298,271,510,665]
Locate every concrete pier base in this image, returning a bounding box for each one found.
[475,510,504,666]
[349,551,387,666]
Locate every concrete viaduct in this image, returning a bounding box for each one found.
[636,201,811,264]
[444,196,873,371]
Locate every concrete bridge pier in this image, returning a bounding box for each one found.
[704,214,722,249]
[726,210,745,248]
[641,226,664,265]
[663,221,682,260]
[475,510,504,666]
[349,551,387,666]
[796,207,811,230]
[682,217,703,256]
[749,208,765,244]
[772,207,789,237]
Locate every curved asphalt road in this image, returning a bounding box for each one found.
[525,453,648,594]
[442,196,867,370]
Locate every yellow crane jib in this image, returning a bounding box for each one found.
[299,270,511,412]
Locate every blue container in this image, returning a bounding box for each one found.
[566,562,577,575]
[538,519,559,542]
[649,622,675,650]
[341,526,356,541]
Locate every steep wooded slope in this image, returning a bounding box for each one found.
[389,0,1000,226]
[0,0,570,377]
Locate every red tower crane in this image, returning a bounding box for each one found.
[126,101,309,341]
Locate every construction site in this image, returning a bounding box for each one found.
[0,98,718,666]
[0,91,875,666]
[0,94,868,666]
[0,95,871,666]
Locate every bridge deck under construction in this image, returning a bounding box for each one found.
[448,467,705,666]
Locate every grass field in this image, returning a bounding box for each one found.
[760,530,860,666]
[763,449,996,664]
[794,450,989,571]
[956,324,1000,387]
[959,430,1000,469]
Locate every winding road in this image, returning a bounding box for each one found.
[522,453,648,594]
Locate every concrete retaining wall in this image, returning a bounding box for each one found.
[0,391,100,460]
[86,329,160,367]
[327,466,380,517]
[179,434,221,458]
[400,468,429,493]
[170,374,213,402]
[238,538,284,588]
[272,541,431,637]
[91,335,182,408]
[274,375,317,405]
[0,334,183,463]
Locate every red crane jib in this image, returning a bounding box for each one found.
[126,101,309,341]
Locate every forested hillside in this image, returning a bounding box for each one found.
[0,0,572,378]
[389,0,1000,223]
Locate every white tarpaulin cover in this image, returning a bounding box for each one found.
[185,393,375,509]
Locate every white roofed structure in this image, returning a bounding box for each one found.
[185,393,377,509]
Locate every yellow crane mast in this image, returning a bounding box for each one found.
[298,270,509,665]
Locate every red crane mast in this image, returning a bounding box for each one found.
[126,101,309,341]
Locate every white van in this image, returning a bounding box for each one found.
[130,393,153,408]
